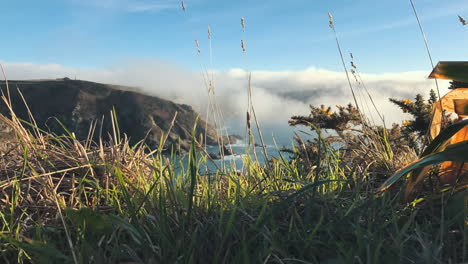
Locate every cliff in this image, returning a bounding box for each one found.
[0,79,223,152]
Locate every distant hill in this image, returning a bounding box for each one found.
[0,78,226,152]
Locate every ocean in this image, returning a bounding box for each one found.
[198,120,312,173]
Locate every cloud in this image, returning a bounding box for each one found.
[0,60,448,131]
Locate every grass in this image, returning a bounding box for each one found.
[0,95,466,263]
[0,3,466,263]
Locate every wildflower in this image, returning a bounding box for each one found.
[402,120,411,127]
[321,108,332,115]
[458,15,467,26]
[403,99,411,105]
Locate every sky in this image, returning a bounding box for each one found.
[1,0,467,71]
[0,0,467,142]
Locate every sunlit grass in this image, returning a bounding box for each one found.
[0,99,466,263]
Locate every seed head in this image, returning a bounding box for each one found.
[350,69,358,82]
[208,80,214,93]
[458,15,467,25]
[328,12,334,28]
[241,17,246,32]
[195,40,201,53]
[241,39,246,52]
[181,1,186,11]
[208,26,212,40]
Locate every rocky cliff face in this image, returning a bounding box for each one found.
[0,79,222,152]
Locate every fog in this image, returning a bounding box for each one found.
[1,60,449,137]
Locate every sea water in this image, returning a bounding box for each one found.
[177,121,313,174]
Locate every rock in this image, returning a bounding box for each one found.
[208,152,221,160]
[222,145,236,156]
[226,134,242,144]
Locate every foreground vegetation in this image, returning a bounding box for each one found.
[0,89,467,264]
[1,0,467,262]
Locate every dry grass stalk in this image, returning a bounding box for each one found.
[327,12,363,120]
[408,0,444,130]
[238,18,270,169]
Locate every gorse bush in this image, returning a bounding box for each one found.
[287,102,419,189]
[390,90,437,135]
[389,89,454,152]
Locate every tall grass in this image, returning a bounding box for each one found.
[408,0,446,135]
[239,18,270,169]
[0,2,466,263]
[0,81,466,263]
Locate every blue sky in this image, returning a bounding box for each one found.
[1,0,467,73]
[1,0,466,140]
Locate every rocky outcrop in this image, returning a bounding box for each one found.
[0,79,226,152]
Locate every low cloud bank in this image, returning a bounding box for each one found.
[0,60,448,128]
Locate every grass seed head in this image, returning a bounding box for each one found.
[241,39,246,52]
[458,15,467,25]
[195,40,201,53]
[208,80,214,93]
[181,0,186,11]
[241,17,245,32]
[208,26,212,40]
[328,12,334,28]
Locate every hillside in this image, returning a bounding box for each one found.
[0,78,225,152]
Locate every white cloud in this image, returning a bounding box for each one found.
[0,60,448,130]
